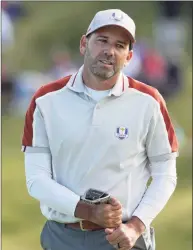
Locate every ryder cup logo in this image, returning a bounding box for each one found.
[111,12,123,21]
[115,126,129,140]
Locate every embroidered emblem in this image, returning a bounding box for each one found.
[115,126,129,140]
[111,12,124,21]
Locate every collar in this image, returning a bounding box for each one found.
[66,65,85,93]
[66,65,129,96]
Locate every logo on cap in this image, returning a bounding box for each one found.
[112,12,123,21]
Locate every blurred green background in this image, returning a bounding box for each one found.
[2,2,192,250]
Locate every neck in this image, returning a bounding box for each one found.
[82,66,121,91]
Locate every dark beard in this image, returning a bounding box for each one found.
[84,48,117,80]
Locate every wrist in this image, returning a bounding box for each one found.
[126,216,146,235]
[74,200,95,221]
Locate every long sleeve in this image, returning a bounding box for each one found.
[24,151,80,217]
[132,158,177,228]
[132,94,179,228]
[22,94,80,217]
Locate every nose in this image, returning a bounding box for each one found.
[104,45,115,57]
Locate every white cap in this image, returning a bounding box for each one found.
[86,9,136,43]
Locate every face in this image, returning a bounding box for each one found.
[80,26,133,80]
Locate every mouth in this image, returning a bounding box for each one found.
[99,60,114,66]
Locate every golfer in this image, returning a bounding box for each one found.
[22,9,178,250]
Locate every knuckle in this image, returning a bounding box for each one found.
[117,209,122,214]
[113,211,120,217]
[118,211,122,217]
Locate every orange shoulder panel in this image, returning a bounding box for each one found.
[22,75,71,146]
[128,77,178,152]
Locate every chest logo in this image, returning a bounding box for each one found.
[115,126,129,140]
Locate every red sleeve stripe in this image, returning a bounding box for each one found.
[128,77,179,152]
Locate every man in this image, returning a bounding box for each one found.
[22,9,178,250]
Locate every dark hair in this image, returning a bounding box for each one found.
[86,34,91,40]
[129,40,133,51]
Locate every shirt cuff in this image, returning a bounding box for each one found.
[132,207,154,229]
[66,194,80,217]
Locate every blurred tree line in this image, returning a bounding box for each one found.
[3,1,191,74]
[4,2,157,72]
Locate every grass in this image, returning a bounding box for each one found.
[2,117,45,250]
[153,187,192,250]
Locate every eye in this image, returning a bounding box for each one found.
[116,44,125,49]
[98,38,107,43]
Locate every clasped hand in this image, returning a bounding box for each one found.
[90,197,144,250]
[105,222,142,250]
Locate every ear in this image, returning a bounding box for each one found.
[125,51,133,66]
[80,35,87,56]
